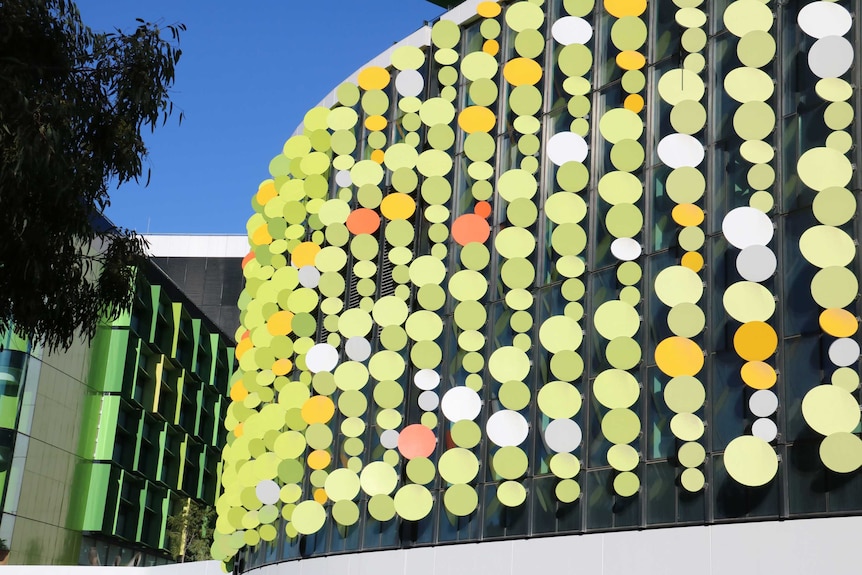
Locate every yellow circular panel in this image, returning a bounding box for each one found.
[797,147,853,192]
[655,337,704,377]
[357,66,391,91]
[723,0,774,36]
[604,0,647,17]
[820,309,858,338]
[654,265,703,307]
[799,226,855,268]
[733,321,777,361]
[680,468,705,492]
[723,282,776,323]
[724,435,778,487]
[820,432,862,473]
[670,413,704,441]
[802,385,861,436]
[503,58,543,86]
[741,361,777,390]
[608,444,639,471]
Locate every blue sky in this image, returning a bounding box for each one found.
[75,1,445,234]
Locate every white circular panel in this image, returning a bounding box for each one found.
[414,369,441,390]
[752,418,778,442]
[256,479,281,505]
[441,386,483,422]
[544,418,582,453]
[298,265,321,288]
[657,134,705,168]
[610,238,642,261]
[808,36,854,79]
[345,337,371,361]
[305,343,339,373]
[722,207,774,249]
[486,410,530,447]
[551,16,593,45]
[547,132,588,166]
[418,390,440,411]
[829,338,860,367]
[380,429,400,449]
[736,245,777,282]
[396,69,424,98]
[750,389,778,417]
[798,2,852,39]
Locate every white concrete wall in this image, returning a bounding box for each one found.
[245,516,862,575]
[144,235,248,258]
[0,560,223,575]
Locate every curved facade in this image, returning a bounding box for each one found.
[215,0,862,570]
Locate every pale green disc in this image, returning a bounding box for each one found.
[681,28,707,53]
[733,102,775,141]
[469,78,498,108]
[594,300,640,339]
[678,226,705,251]
[601,408,641,444]
[670,413,705,441]
[500,380,532,411]
[802,385,861,435]
[431,19,460,49]
[670,100,706,134]
[539,315,584,353]
[598,172,643,205]
[439,448,480,484]
[290,501,326,535]
[832,367,860,392]
[799,226,855,268]
[391,45,425,71]
[558,43,593,77]
[738,31,775,68]
[666,167,705,203]
[549,452,581,478]
[820,433,862,473]
[658,69,704,105]
[546,192,588,223]
[620,286,640,306]
[497,481,527,507]
[368,494,396,521]
[812,187,856,226]
[614,471,640,497]
[676,7,706,27]
[724,67,774,103]
[406,457,436,485]
[799,147,854,193]
[664,376,705,413]
[667,303,706,337]
[621,70,646,93]
[332,500,360,526]
[617,261,642,285]
[824,101,854,130]
[538,380,582,419]
[748,163,775,190]
[461,242,491,270]
[655,265,703,307]
[610,140,645,172]
[493,446,529,480]
[563,76,592,96]
[811,266,858,309]
[606,337,642,370]
[593,369,640,408]
[515,29,545,59]
[816,78,853,102]
[394,484,433,521]
[826,131,853,154]
[505,287,534,308]
[723,0,773,36]
[555,479,581,503]
[451,420,482,448]
[608,444,639,471]
[740,140,775,164]
[723,282,776,323]
[505,1,545,31]
[599,108,644,144]
[550,350,584,381]
[444,484,479,516]
[611,16,648,50]
[724,435,778,487]
[606,203,643,238]
[678,441,706,467]
[489,346,532,383]
[680,468,705,492]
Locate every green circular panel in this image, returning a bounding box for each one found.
[324,468,361,501]
[655,266,703,307]
[290,501,326,535]
[331,500,360,526]
[469,79,498,108]
[798,147,853,192]
[454,300,488,330]
[599,109,644,144]
[678,441,706,468]
[498,169,537,202]
[733,102,775,141]
[515,29,544,58]
[826,131,853,154]
[495,227,536,258]
[538,381,582,419]
[724,435,778,487]
[428,124,455,151]
[723,282,775,323]
[680,468,705,492]
[550,452,581,478]
[617,261,642,285]
[621,70,646,93]
[489,346,531,383]
[610,140,645,172]
[497,481,527,507]
[681,28,707,53]
[394,484,433,521]
[391,45,425,70]
[594,301,640,339]
[614,471,640,497]
[500,381,532,411]
[555,479,581,503]
[451,420,482,448]
[738,31,775,68]
[820,432,862,474]
[368,494,396,521]
[608,444,639,472]
[832,367,860,392]
[539,316,583,353]
[406,457,436,485]
[658,69,704,105]
[493,446,529,479]
[557,161,590,192]
[432,19,460,48]
[461,52,498,81]
[501,258,535,289]
[723,0,773,36]
[602,408,641,444]
[508,197,539,227]
[666,167,705,203]
[678,226,705,251]
[558,43,593,77]
[506,1,545,31]
[593,369,640,409]
[563,76,592,96]
[740,140,775,165]
[439,448,480,484]
[670,412,705,440]
[667,303,705,337]
[802,385,861,435]
[336,82,360,106]
[724,68,774,103]
[550,350,584,381]
[611,16,647,50]
[598,172,642,206]
[606,203,643,238]
[606,337,641,369]
[360,461,398,496]
[481,18,501,39]
[444,484,479,516]
[670,100,707,135]
[811,267,858,309]
[824,101,854,131]
[816,78,853,102]
[800,226,855,268]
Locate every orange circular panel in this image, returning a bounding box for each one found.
[458,106,497,133]
[605,0,647,17]
[474,201,492,218]
[256,181,277,205]
[292,242,321,267]
[308,450,331,470]
[681,252,704,272]
[346,208,381,235]
[302,396,336,424]
[741,361,777,390]
[313,488,328,504]
[357,66,390,90]
[452,213,491,246]
[483,39,500,56]
[820,308,858,337]
[733,321,777,361]
[273,358,293,376]
[624,94,644,113]
[672,204,705,226]
[236,337,253,360]
[655,337,704,377]
[233,422,244,438]
[252,224,273,246]
[398,424,437,459]
[503,58,543,86]
[477,1,502,17]
[370,149,385,164]
[365,115,387,131]
[230,380,248,402]
[380,193,416,220]
[616,51,646,70]
[240,330,250,341]
[267,310,295,336]
[242,251,255,269]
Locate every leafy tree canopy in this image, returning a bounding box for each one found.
[0,0,184,350]
[166,499,214,562]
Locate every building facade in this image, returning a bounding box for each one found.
[215,0,862,571]
[0,244,238,565]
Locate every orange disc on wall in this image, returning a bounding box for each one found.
[477,1,501,17]
[655,337,704,377]
[256,181,277,205]
[733,321,777,361]
[819,308,858,337]
[302,396,336,425]
[307,450,331,470]
[681,251,704,272]
[346,208,380,235]
[292,241,321,267]
[741,361,777,389]
[451,213,491,246]
[672,204,705,226]
[483,39,500,56]
[616,50,646,70]
[605,0,647,17]
[397,424,437,459]
[267,310,294,336]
